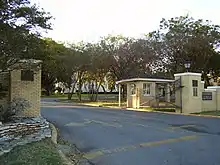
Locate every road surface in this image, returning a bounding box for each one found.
[41,98,220,165]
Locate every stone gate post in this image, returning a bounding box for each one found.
[174,72,202,113]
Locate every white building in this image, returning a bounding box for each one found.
[55,76,118,94]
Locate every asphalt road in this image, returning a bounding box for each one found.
[41,98,220,165]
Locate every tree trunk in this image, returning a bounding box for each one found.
[45,87,51,96]
[68,81,76,100]
[78,79,82,101]
[68,88,72,100]
[67,78,72,100]
[110,85,115,93]
[101,84,106,94]
[95,83,102,101]
[88,82,94,102]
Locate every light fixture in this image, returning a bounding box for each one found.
[184,61,191,72]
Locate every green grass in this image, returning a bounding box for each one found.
[0,138,64,165]
[41,93,117,99]
[152,108,176,112]
[65,100,125,107]
[141,107,176,113]
[192,111,220,116]
[41,94,68,98]
[84,101,126,107]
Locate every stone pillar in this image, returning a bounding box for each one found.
[165,83,170,102]
[154,83,159,107]
[151,82,156,97]
[126,83,131,108]
[10,60,42,117]
[217,89,220,111]
[174,72,202,114]
[118,84,121,107]
[136,85,140,109]
[201,81,205,91]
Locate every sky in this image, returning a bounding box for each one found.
[32,0,220,43]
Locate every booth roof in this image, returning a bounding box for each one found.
[116,74,174,84]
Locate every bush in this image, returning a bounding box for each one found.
[153,108,176,112]
[0,98,30,123]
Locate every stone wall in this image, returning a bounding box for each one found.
[10,69,41,117]
[202,88,220,111]
[0,117,51,156]
[0,72,10,107]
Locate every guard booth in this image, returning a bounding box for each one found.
[116,76,175,109]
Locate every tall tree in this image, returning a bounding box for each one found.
[100,35,160,80]
[85,43,111,101]
[149,16,220,83]
[0,0,52,71]
[57,42,91,100]
[40,38,68,96]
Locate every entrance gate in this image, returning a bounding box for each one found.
[140,77,183,111]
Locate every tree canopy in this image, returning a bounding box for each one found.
[0,0,52,71]
[2,5,220,100]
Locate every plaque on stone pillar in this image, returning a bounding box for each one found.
[202,92,212,100]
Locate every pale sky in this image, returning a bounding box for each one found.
[32,0,220,43]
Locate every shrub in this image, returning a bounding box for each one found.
[0,98,30,123]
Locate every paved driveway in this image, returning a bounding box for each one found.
[41,99,220,165]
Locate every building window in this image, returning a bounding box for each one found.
[192,80,198,96]
[143,83,151,96]
[21,70,34,81]
[130,83,136,95]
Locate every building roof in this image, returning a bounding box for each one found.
[174,72,202,77]
[207,86,220,89]
[116,77,174,84]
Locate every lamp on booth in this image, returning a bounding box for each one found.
[184,61,191,72]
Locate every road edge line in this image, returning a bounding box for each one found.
[77,103,220,119]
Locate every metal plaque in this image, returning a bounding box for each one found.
[202,92,212,100]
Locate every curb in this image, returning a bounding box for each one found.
[50,123,57,144]
[49,123,74,165]
[76,103,220,119]
[128,108,220,119]
[126,107,220,119]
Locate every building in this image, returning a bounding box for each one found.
[116,72,220,114]
[55,75,118,94]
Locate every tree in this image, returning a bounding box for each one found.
[149,15,220,84]
[84,43,111,101]
[39,38,69,96]
[207,52,220,86]
[100,35,161,80]
[0,0,52,71]
[57,42,92,100]
[99,35,161,99]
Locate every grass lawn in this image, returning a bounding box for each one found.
[41,93,118,98]
[141,107,176,113]
[151,108,176,112]
[192,111,220,116]
[59,99,125,107]
[81,101,126,107]
[57,98,177,112]
[41,94,68,98]
[0,138,64,165]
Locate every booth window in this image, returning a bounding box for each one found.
[130,83,136,95]
[21,70,34,81]
[192,80,198,96]
[143,83,151,96]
